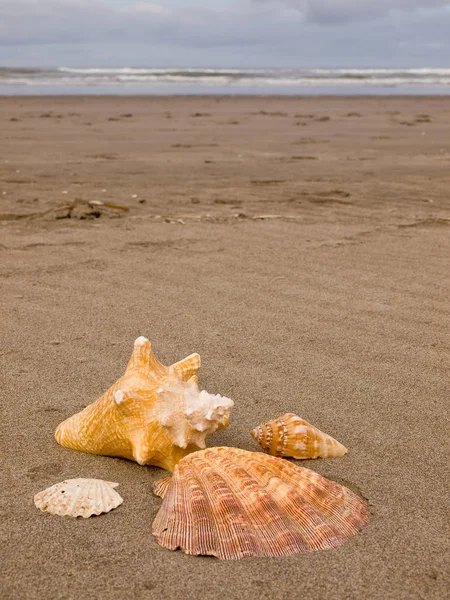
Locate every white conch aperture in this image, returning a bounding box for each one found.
[55,337,234,471]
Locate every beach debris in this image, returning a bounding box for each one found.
[152,447,368,560]
[34,478,123,518]
[251,413,347,460]
[55,337,233,471]
[88,200,129,211]
[252,214,283,220]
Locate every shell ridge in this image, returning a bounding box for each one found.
[154,459,221,557]
[69,479,84,517]
[184,460,216,555]
[208,449,309,556]
[216,449,362,551]
[286,471,368,538]
[153,476,172,499]
[266,458,362,548]
[200,450,263,558]
[222,451,330,551]
[188,452,239,559]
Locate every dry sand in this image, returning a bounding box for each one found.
[0,96,449,599]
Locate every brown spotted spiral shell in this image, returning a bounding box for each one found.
[251,413,347,460]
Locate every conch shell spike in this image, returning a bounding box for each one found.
[113,390,126,405]
[171,353,201,381]
[125,336,166,377]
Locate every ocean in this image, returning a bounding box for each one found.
[1,67,450,95]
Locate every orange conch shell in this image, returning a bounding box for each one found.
[55,337,233,471]
[152,447,368,560]
[250,413,347,460]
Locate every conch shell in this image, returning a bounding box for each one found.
[152,447,368,560]
[34,479,123,518]
[251,413,347,460]
[55,337,234,471]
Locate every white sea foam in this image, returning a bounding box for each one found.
[1,67,450,93]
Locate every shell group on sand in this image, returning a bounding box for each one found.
[39,337,368,560]
[34,479,123,518]
[152,447,369,560]
[251,413,347,460]
[55,337,234,472]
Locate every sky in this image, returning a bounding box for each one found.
[1,0,450,68]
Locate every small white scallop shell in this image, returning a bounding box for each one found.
[34,478,123,518]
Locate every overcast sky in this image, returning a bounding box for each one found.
[1,0,450,68]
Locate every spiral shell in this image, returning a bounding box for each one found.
[34,479,123,518]
[152,447,368,560]
[55,337,233,472]
[251,413,347,460]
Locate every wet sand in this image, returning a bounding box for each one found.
[0,96,449,599]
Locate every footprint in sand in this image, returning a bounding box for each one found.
[415,114,432,123]
[251,179,285,186]
[253,111,289,117]
[27,462,64,481]
[290,156,318,161]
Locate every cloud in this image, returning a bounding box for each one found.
[252,0,450,24]
[1,1,450,47]
[0,1,259,47]
[1,0,450,67]
[253,0,450,23]
[0,1,168,45]
[304,0,450,23]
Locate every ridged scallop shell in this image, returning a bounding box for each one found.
[34,479,123,518]
[55,337,234,472]
[251,413,347,460]
[152,447,368,560]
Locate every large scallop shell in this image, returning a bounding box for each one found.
[34,479,123,518]
[152,447,368,560]
[55,337,234,472]
[251,413,347,460]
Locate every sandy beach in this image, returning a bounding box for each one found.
[1,95,449,599]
